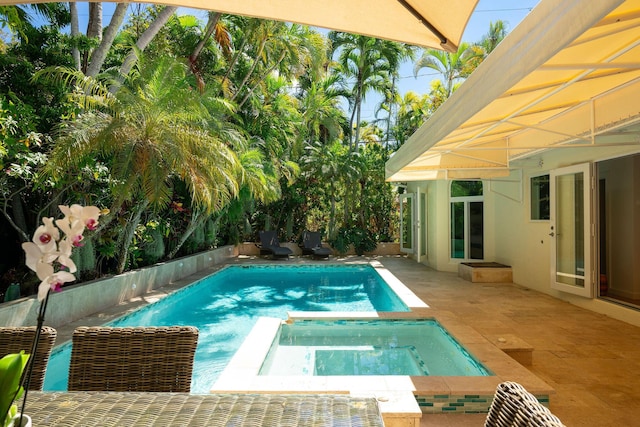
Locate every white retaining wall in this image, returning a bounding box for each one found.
[0,245,237,328]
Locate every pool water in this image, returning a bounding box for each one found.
[44,264,409,393]
[259,319,491,376]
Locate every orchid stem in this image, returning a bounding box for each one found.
[18,289,50,424]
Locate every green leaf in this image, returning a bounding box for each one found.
[0,351,29,426]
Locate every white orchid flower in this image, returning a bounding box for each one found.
[22,242,58,273]
[32,217,60,253]
[55,217,85,247]
[81,205,101,231]
[23,205,100,302]
[57,239,77,273]
[59,204,101,231]
[37,270,76,301]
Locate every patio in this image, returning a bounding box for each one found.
[49,255,640,426]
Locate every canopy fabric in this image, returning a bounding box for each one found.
[386,0,640,181]
[0,0,479,51]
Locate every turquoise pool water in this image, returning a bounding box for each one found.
[44,264,409,393]
[259,319,491,376]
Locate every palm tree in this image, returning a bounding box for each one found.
[237,24,325,109]
[393,91,430,147]
[413,42,472,97]
[0,3,69,38]
[42,56,242,273]
[298,73,346,146]
[462,20,510,75]
[478,20,508,55]
[301,140,359,238]
[229,19,285,103]
[329,32,410,152]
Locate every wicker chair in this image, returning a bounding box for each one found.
[485,381,566,427]
[0,326,57,390]
[68,326,199,392]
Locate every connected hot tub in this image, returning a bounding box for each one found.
[258,318,491,377]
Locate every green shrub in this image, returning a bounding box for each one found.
[329,227,378,256]
[71,239,96,274]
[205,218,218,246]
[143,227,165,264]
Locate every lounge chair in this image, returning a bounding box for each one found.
[257,230,293,259]
[0,326,57,390]
[300,231,331,258]
[68,326,199,392]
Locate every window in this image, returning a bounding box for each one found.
[450,181,483,260]
[530,174,550,220]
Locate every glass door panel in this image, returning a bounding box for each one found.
[419,193,427,257]
[451,201,464,258]
[469,201,484,259]
[400,194,414,253]
[550,163,592,297]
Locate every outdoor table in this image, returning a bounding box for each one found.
[24,391,385,426]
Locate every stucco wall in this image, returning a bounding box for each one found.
[408,178,497,273]
[492,146,640,327]
[403,145,640,327]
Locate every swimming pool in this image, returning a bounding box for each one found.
[259,319,490,376]
[44,264,411,393]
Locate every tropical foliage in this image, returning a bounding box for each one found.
[0,4,506,298]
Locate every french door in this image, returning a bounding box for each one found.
[550,163,593,297]
[400,193,414,253]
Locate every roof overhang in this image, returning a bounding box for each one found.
[386,0,640,181]
[0,0,479,51]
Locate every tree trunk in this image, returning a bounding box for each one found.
[189,12,221,92]
[117,6,177,80]
[86,2,129,77]
[166,208,209,259]
[328,181,336,238]
[69,2,81,70]
[353,75,363,153]
[82,2,103,73]
[221,37,247,91]
[237,50,286,108]
[86,3,103,39]
[190,12,220,64]
[385,74,396,148]
[1,191,29,242]
[230,38,266,101]
[116,199,149,274]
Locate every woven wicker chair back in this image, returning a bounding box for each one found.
[0,326,57,390]
[68,326,199,392]
[485,381,566,427]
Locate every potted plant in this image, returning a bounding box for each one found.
[0,352,30,427]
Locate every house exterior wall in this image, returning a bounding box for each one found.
[404,145,640,327]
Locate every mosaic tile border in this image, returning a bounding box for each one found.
[415,393,550,414]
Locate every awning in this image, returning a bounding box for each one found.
[0,0,479,52]
[386,0,640,181]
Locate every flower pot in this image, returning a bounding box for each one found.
[9,413,32,427]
